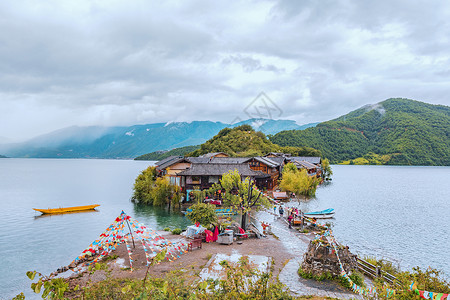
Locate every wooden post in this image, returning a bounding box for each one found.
[126,218,136,249]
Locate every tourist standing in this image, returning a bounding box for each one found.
[288,213,294,229]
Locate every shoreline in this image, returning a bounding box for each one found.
[62,212,360,299]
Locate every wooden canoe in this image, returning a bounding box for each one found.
[33,204,100,214]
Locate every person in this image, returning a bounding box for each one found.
[312,217,317,227]
[288,213,294,229]
[274,205,277,214]
[279,206,284,217]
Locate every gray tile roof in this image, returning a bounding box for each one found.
[288,156,321,165]
[156,157,187,170]
[294,160,318,170]
[187,157,249,164]
[155,155,182,166]
[243,156,280,168]
[177,163,270,177]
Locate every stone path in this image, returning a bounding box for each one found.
[253,210,363,300]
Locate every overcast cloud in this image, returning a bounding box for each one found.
[1,0,449,141]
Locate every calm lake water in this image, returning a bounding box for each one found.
[0,160,448,299]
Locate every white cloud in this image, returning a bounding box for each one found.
[0,0,449,141]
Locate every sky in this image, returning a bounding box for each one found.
[1,0,450,142]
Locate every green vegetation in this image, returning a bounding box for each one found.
[321,158,332,180]
[188,124,321,157]
[279,163,321,197]
[131,166,181,209]
[217,169,271,212]
[26,270,69,299]
[134,145,200,160]
[270,98,450,165]
[185,202,218,226]
[364,257,450,299]
[171,228,182,235]
[28,257,296,299]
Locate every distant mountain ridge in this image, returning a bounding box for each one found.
[270,98,450,166]
[0,119,316,159]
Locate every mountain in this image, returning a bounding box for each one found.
[187,124,321,157]
[270,98,450,166]
[134,145,201,161]
[0,119,315,159]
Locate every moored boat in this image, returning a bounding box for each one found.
[304,208,335,219]
[33,204,100,214]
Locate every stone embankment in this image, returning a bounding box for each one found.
[254,210,363,299]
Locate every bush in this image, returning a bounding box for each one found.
[171,228,182,235]
[163,227,171,231]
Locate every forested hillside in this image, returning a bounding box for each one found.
[270,98,450,165]
[135,145,200,161]
[188,125,321,157]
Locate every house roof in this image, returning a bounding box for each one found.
[156,156,188,170]
[266,156,286,166]
[294,160,318,170]
[155,155,182,167]
[243,156,280,168]
[288,156,321,165]
[264,152,289,157]
[177,163,270,177]
[188,157,249,164]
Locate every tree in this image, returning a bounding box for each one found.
[131,167,181,208]
[279,163,321,197]
[218,170,270,228]
[321,158,333,180]
[151,177,182,209]
[131,166,158,204]
[185,203,218,226]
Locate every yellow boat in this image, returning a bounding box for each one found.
[33,204,100,214]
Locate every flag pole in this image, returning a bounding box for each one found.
[125,218,136,248]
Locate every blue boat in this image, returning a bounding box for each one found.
[304,208,335,219]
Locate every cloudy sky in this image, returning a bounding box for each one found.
[1,0,450,141]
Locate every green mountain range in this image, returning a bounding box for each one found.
[270,98,450,166]
[136,125,321,160]
[0,119,316,159]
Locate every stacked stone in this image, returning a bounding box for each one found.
[301,238,357,277]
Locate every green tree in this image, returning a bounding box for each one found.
[321,158,333,180]
[151,177,182,209]
[218,170,270,228]
[185,202,218,226]
[131,166,158,204]
[279,163,321,197]
[131,167,181,208]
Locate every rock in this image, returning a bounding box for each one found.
[301,240,357,277]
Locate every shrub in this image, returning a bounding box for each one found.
[171,228,182,235]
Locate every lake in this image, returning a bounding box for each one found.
[0,159,448,299]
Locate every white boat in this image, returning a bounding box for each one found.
[304,208,335,219]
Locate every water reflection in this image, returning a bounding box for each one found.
[33,210,100,220]
[133,203,192,230]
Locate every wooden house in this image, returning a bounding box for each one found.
[177,163,269,191]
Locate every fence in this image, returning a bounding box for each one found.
[356,257,402,286]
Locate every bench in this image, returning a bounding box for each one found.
[188,238,202,251]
